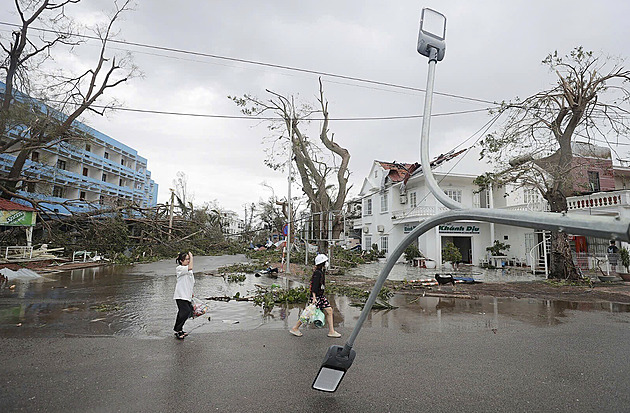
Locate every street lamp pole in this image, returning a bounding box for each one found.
[312,7,630,393]
[286,116,292,274]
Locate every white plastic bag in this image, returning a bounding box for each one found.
[299,303,317,324]
[191,297,209,318]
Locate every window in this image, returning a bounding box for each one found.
[363,198,372,216]
[31,152,39,162]
[409,192,417,208]
[120,159,125,166]
[444,189,462,203]
[83,167,88,176]
[56,159,66,170]
[524,188,541,205]
[588,171,600,192]
[99,195,104,204]
[80,191,86,200]
[380,191,388,213]
[104,152,109,159]
[380,236,389,253]
[374,170,378,178]
[364,236,372,251]
[474,189,491,208]
[85,144,91,152]
[119,178,123,186]
[102,173,107,182]
[53,186,64,198]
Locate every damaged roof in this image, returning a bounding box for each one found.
[377,149,467,184]
[0,199,36,211]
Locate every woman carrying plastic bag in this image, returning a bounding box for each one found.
[289,254,341,338]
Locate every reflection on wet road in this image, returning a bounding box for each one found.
[1,255,629,338]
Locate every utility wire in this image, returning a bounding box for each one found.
[27,95,495,121]
[0,21,498,105]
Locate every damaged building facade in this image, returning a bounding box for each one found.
[0,82,158,214]
[353,144,630,273]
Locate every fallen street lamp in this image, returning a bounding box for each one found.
[312,7,630,393]
[312,344,356,392]
[311,7,450,393]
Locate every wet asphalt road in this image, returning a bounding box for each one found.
[3,310,630,412]
[2,255,630,411]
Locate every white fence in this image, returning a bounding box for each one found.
[4,246,34,260]
[572,252,621,274]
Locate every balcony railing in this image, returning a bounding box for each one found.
[502,201,550,212]
[390,206,449,220]
[567,190,630,211]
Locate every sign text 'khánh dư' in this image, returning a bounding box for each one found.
[403,225,417,234]
[438,224,480,234]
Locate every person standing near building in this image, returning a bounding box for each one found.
[608,241,619,272]
[289,254,341,338]
[173,251,194,339]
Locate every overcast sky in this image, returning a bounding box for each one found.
[2,1,629,217]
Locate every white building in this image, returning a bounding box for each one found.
[221,210,245,239]
[356,148,630,271]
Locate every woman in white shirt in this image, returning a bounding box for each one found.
[173,251,194,339]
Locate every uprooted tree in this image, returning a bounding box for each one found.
[230,79,351,252]
[478,47,630,280]
[0,0,137,203]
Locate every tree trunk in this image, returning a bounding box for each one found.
[546,189,579,280]
[1,148,31,199]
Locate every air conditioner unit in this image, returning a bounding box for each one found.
[399,194,407,204]
[363,226,369,233]
[377,225,385,232]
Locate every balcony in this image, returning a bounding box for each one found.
[567,190,630,213]
[390,206,449,222]
[501,201,550,212]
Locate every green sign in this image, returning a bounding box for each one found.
[0,210,37,226]
[403,224,418,234]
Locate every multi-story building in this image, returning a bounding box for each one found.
[0,82,158,214]
[221,210,245,239]
[355,143,629,273]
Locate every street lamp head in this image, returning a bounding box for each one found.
[417,8,446,61]
[312,345,356,392]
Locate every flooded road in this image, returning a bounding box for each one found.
[1,255,629,339]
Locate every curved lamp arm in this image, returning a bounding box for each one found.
[344,208,629,349]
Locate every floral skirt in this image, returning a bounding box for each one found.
[312,295,331,309]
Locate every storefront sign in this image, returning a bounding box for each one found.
[403,224,417,234]
[0,210,36,226]
[438,224,480,234]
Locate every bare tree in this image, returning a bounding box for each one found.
[172,170,195,217]
[0,0,137,201]
[479,47,630,279]
[230,79,351,252]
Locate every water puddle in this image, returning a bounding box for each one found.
[1,255,629,338]
[347,261,546,282]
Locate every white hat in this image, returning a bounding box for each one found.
[314,254,328,265]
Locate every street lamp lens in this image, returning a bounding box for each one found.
[312,367,345,392]
[421,8,446,39]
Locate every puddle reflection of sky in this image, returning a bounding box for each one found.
[1,257,629,338]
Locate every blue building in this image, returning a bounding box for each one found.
[0,82,158,215]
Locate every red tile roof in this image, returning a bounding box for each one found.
[0,198,36,211]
